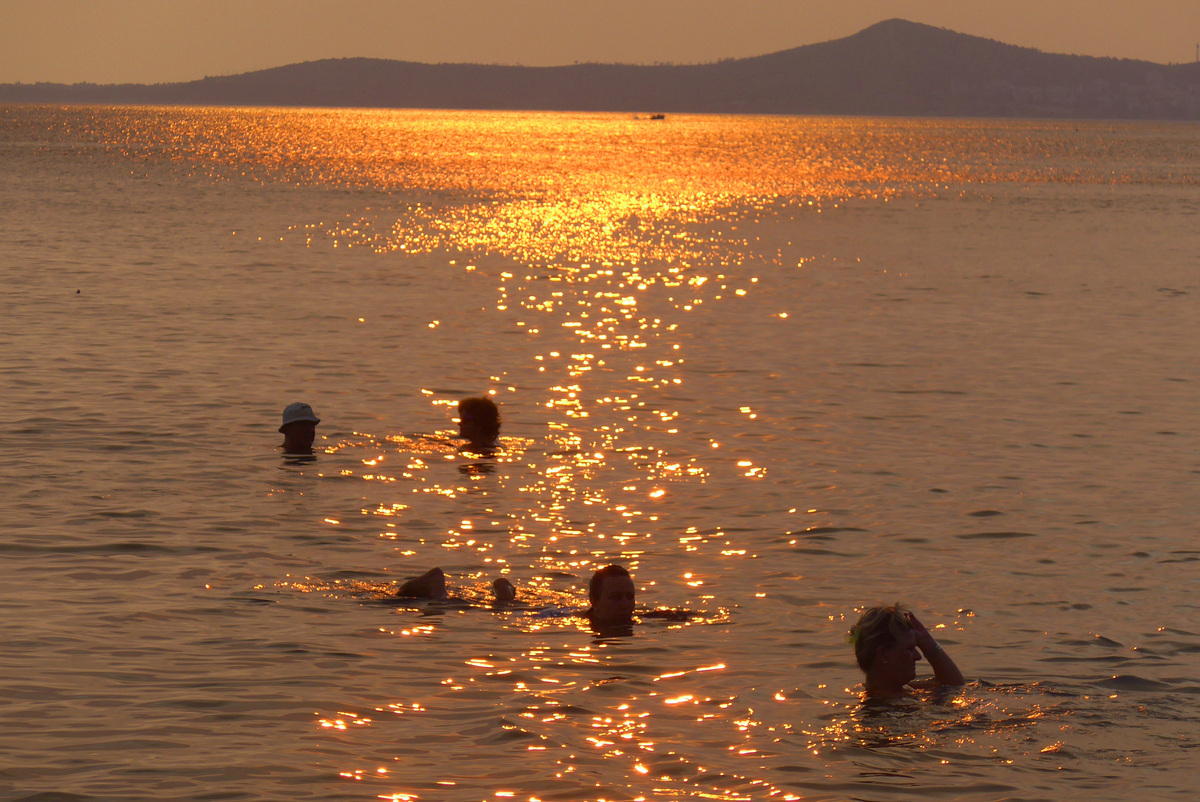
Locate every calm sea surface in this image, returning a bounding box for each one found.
[1,106,1198,801]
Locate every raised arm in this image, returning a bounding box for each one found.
[907,611,965,687]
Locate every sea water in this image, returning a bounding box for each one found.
[0,106,1198,801]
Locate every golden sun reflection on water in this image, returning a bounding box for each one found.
[41,106,1190,800]
[232,106,879,798]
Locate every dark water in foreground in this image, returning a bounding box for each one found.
[1,106,1198,800]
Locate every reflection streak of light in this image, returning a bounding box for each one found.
[108,109,1090,800]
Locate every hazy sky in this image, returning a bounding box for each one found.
[2,0,1197,84]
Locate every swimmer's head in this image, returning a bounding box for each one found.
[457,396,500,446]
[279,402,320,454]
[492,577,517,602]
[848,604,914,672]
[587,564,636,627]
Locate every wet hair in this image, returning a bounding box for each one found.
[588,564,631,603]
[848,604,913,672]
[492,577,517,602]
[458,396,500,441]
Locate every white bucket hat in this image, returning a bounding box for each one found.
[280,402,320,432]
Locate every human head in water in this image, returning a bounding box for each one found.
[849,603,937,697]
[395,568,517,603]
[458,396,500,447]
[279,402,320,454]
[587,564,636,627]
[849,605,914,672]
[492,577,517,602]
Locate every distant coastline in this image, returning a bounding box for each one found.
[3,19,1199,120]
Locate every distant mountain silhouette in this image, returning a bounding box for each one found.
[4,20,1199,119]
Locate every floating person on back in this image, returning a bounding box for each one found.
[457,396,500,452]
[395,567,516,604]
[397,564,636,629]
[848,604,964,698]
[279,402,320,456]
[393,563,690,629]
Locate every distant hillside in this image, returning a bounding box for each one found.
[3,19,1199,119]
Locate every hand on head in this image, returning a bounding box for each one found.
[905,611,941,653]
[851,604,964,695]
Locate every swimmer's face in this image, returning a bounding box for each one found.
[591,574,636,626]
[458,416,484,443]
[877,629,921,686]
[281,420,317,453]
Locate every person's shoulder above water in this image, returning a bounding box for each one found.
[848,603,965,699]
[279,401,320,456]
[457,395,501,451]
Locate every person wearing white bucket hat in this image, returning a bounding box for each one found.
[279,402,320,455]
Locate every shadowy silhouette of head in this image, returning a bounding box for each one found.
[848,604,913,671]
[458,396,500,446]
[587,564,636,627]
[279,402,320,454]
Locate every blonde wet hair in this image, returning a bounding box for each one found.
[848,604,913,671]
